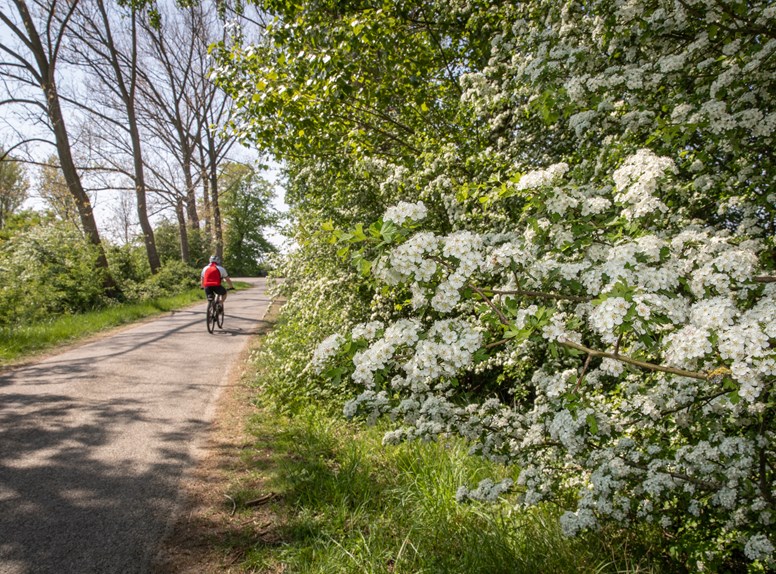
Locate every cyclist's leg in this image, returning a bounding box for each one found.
[215,285,227,310]
[204,287,217,332]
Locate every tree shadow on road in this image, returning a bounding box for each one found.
[0,394,204,574]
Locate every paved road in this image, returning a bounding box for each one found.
[0,279,272,574]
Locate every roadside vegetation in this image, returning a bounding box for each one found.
[212,0,775,572]
[0,288,201,366]
[168,309,664,574]
[233,402,665,574]
[0,208,262,366]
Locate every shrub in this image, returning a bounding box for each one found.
[0,223,106,326]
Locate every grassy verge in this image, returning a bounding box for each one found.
[153,302,665,573]
[0,282,251,366]
[225,404,663,573]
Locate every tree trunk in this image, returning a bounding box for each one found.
[128,115,161,273]
[95,1,160,273]
[13,0,116,292]
[199,142,211,242]
[51,89,117,292]
[182,151,199,231]
[175,198,190,262]
[126,9,160,273]
[207,133,223,259]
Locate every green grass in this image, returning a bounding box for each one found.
[232,406,665,574]
[0,282,252,366]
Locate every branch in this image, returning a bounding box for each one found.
[574,353,592,392]
[614,332,623,356]
[52,0,80,65]
[754,276,775,284]
[485,337,510,350]
[417,7,463,97]
[760,447,774,506]
[350,98,416,136]
[487,288,592,303]
[0,12,37,60]
[0,97,46,112]
[0,69,39,86]
[558,339,711,381]
[624,460,721,491]
[0,137,53,160]
[57,93,128,131]
[469,283,510,325]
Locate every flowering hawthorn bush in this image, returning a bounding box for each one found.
[315,160,775,568]
[214,0,776,569]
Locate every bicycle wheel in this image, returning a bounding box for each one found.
[206,299,215,333]
[216,301,224,328]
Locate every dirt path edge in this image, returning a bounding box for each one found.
[151,299,284,574]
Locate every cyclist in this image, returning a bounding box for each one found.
[201,255,234,311]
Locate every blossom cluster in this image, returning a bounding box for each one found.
[311,333,345,372]
[611,149,675,220]
[382,200,427,226]
[456,478,514,503]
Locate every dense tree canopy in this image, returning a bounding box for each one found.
[215,0,775,570]
[219,162,279,275]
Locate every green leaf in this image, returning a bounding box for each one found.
[586,413,599,435]
[368,222,382,238]
[353,223,367,241]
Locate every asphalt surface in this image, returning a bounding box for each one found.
[0,278,272,574]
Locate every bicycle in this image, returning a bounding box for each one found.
[206,293,225,333]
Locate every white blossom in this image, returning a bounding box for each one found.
[743,533,774,561]
[311,333,345,372]
[383,200,428,226]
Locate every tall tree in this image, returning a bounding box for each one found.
[137,4,203,236]
[0,0,115,289]
[69,0,161,273]
[140,150,194,262]
[0,151,28,229]
[193,81,236,259]
[187,11,244,260]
